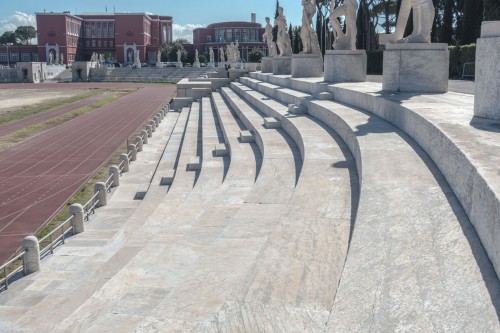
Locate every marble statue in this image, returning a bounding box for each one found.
[209,47,214,63]
[195,49,199,63]
[157,49,161,63]
[228,43,235,62]
[391,0,435,43]
[235,40,240,61]
[300,0,321,54]
[48,51,54,65]
[330,0,358,50]
[219,47,225,63]
[263,17,278,57]
[275,6,293,56]
[127,50,133,64]
[177,49,182,63]
[60,53,64,65]
[134,50,140,66]
[55,53,59,65]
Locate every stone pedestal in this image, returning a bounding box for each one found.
[273,56,292,75]
[176,62,183,68]
[229,68,248,81]
[291,54,323,78]
[261,57,273,73]
[324,50,367,83]
[208,62,215,68]
[193,61,201,68]
[382,43,449,93]
[474,21,500,120]
[156,62,164,69]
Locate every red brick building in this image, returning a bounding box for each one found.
[0,11,173,66]
[190,14,267,62]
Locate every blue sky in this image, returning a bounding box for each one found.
[0,0,305,42]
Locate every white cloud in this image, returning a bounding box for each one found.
[0,11,37,35]
[172,23,205,43]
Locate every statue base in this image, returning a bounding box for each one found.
[193,61,201,68]
[273,56,292,75]
[324,50,366,83]
[474,21,500,120]
[291,54,323,78]
[176,62,183,68]
[208,62,215,68]
[229,68,249,82]
[156,62,164,69]
[261,57,273,73]
[382,43,449,93]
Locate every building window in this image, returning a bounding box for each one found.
[33,53,38,62]
[85,23,91,37]
[225,29,233,42]
[207,35,212,43]
[108,23,114,37]
[98,40,102,48]
[92,40,96,47]
[86,40,90,48]
[0,53,7,61]
[11,53,19,62]
[104,40,108,48]
[235,29,241,42]
[109,40,113,47]
[22,53,30,61]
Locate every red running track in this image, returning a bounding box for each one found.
[0,85,176,264]
[0,93,113,137]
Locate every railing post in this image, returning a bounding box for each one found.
[153,116,159,126]
[141,130,149,144]
[157,112,163,121]
[94,182,107,207]
[146,125,153,137]
[22,236,40,274]
[120,153,130,172]
[149,120,156,132]
[109,165,119,187]
[70,204,85,234]
[128,144,137,161]
[136,136,143,152]
[166,103,170,114]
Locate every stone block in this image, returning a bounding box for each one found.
[239,130,254,143]
[187,156,201,171]
[261,57,273,73]
[263,117,281,129]
[213,143,229,157]
[134,183,150,200]
[382,43,449,93]
[160,170,175,185]
[291,54,323,78]
[273,56,292,75]
[288,104,308,115]
[314,92,333,100]
[474,22,500,120]
[324,50,367,83]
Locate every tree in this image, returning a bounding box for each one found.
[292,26,303,53]
[15,26,36,45]
[273,0,280,54]
[460,0,483,44]
[165,39,189,62]
[0,31,17,45]
[441,0,455,44]
[249,48,264,62]
[483,0,500,20]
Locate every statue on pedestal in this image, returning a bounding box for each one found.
[219,47,225,63]
[48,51,54,65]
[177,49,182,63]
[263,17,278,57]
[195,49,200,63]
[157,50,161,63]
[387,0,435,43]
[127,50,133,64]
[300,0,321,54]
[330,0,358,50]
[134,50,140,67]
[235,40,240,61]
[209,47,214,63]
[275,6,293,56]
[60,53,64,65]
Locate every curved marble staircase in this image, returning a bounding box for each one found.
[0,72,499,333]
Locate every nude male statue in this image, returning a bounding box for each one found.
[263,17,277,57]
[300,0,321,54]
[330,0,358,50]
[384,0,435,43]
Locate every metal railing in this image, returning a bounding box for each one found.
[462,62,475,80]
[0,251,25,291]
[83,191,100,221]
[39,215,75,257]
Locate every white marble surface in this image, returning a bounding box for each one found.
[474,34,500,120]
[291,54,323,78]
[324,50,366,82]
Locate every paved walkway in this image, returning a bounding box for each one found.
[0,85,175,264]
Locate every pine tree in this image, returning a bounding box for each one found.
[483,0,500,21]
[272,0,280,54]
[461,0,483,44]
[440,0,454,44]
